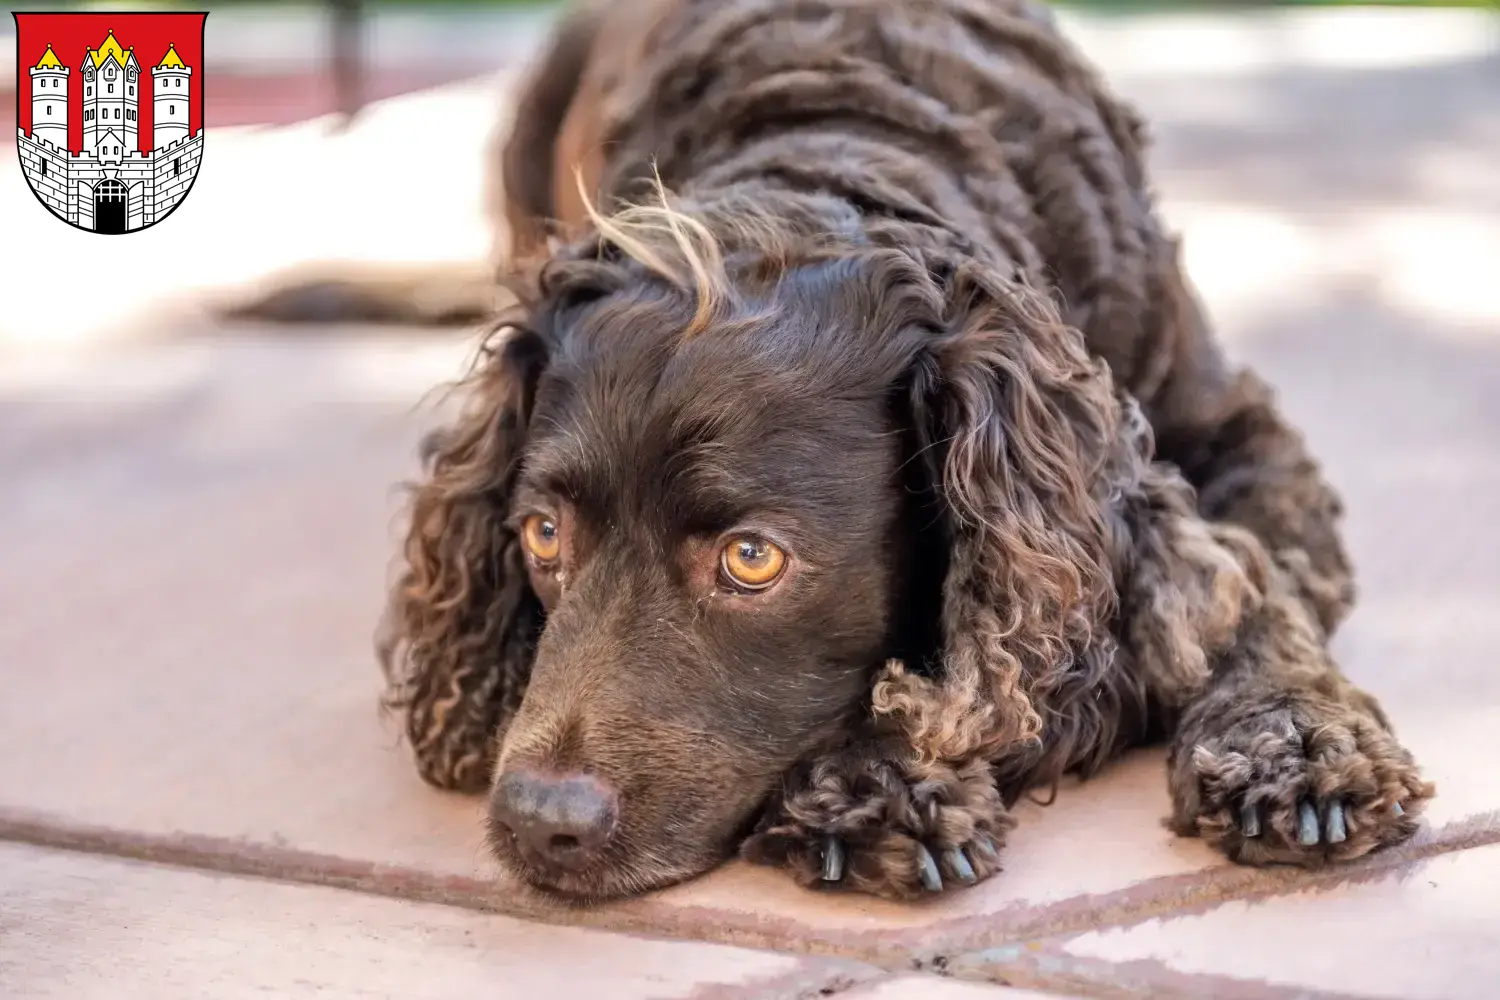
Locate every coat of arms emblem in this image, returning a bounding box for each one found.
[13,11,207,234]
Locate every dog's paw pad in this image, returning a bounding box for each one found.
[1182,704,1434,866]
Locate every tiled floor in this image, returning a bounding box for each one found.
[2,7,1497,999]
[1,843,878,1000]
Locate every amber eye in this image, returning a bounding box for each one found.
[521,514,561,564]
[720,536,787,591]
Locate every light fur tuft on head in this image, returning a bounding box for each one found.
[574,167,728,337]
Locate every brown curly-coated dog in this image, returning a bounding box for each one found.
[357,0,1437,903]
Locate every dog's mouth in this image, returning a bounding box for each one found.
[486,816,711,906]
[487,818,608,904]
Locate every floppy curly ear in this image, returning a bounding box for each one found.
[377,322,549,792]
[873,261,1122,769]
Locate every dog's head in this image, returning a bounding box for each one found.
[382,198,1120,902]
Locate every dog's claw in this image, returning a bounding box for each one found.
[971,834,998,863]
[1325,801,1348,845]
[1392,801,1405,817]
[946,847,976,883]
[1297,800,1320,846]
[820,836,845,882]
[915,843,943,892]
[1240,802,1261,838]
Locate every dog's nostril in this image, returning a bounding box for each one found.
[490,767,619,871]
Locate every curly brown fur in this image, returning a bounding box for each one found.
[376,323,548,791]
[375,0,1430,902]
[1167,575,1434,866]
[744,711,1015,899]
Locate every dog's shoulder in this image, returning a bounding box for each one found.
[500,0,688,260]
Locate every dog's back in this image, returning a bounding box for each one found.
[506,0,1194,402]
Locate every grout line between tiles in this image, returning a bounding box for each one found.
[905,812,1500,998]
[1,805,1496,986]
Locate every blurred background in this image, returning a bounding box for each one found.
[2,0,1495,348]
[0,4,1498,973]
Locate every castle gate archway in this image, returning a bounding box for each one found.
[94,179,127,234]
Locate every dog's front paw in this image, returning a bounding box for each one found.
[1172,697,1434,866]
[741,748,1014,900]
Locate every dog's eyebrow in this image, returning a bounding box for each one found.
[512,418,598,505]
[509,480,558,517]
[524,418,785,516]
[659,435,850,528]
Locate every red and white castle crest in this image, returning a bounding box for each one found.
[13,12,207,234]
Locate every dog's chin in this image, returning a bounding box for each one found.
[486,823,722,906]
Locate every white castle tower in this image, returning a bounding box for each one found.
[152,44,191,149]
[28,44,69,150]
[81,30,140,157]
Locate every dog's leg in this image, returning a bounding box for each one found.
[741,721,1014,900]
[1166,582,1435,865]
[1131,241,1355,637]
[1115,461,1434,865]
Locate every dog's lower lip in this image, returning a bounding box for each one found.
[491,837,665,904]
[518,869,603,902]
[503,852,612,902]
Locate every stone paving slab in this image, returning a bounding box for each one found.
[0,842,881,1000]
[1049,841,1500,1000]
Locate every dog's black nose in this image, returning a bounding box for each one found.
[491,768,619,869]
